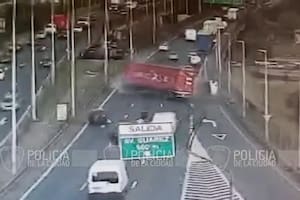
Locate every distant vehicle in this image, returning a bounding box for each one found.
[57,31,67,39]
[44,23,57,34]
[0,98,21,111]
[188,52,201,64]
[79,48,99,59]
[196,30,214,55]
[18,63,26,68]
[88,160,133,199]
[168,52,178,60]
[88,109,112,126]
[53,14,69,30]
[185,29,197,41]
[36,45,47,52]
[73,25,83,32]
[39,58,52,67]
[35,31,47,39]
[119,8,128,15]
[76,17,89,27]
[26,40,43,46]
[123,63,201,98]
[158,43,169,51]
[8,43,22,51]
[0,69,5,80]
[125,1,137,8]
[4,91,19,99]
[0,56,11,64]
[110,48,125,60]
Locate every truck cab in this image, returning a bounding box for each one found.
[88,160,129,199]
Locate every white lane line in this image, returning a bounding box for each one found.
[19,88,117,200]
[79,182,87,191]
[218,105,300,193]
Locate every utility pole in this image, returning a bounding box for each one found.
[152,0,156,44]
[87,0,91,46]
[51,0,56,85]
[238,40,246,117]
[129,0,133,60]
[225,33,231,95]
[146,0,149,16]
[257,49,271,143]
[71,0,76,117]
[185,0,189,14]
[217,28,222,88]
[104,0,108,84]
[11,0,17,175]
[198,0,202,14]
[66,0,70,60]
[170,0,174,23]
[31,0,37,121]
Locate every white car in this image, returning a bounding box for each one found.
[73,25,83,32]
[158,43,169,51]
[44,23,57,34]
[188,52,201,64]
[0,98,20,111]
[35,31,47,39]
[77,17,89,26]
[0,69,5,80]
[168,52,178,60]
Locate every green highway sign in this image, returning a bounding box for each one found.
[120,135,175,160]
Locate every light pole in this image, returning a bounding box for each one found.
[152,0,156,44]
[50,0,56,85]
[257,49,271,143]
[146,0,149,16]
[66,0,70,60]
[217,27,222,88]
[170,0,174,23]
[31,0,37,121]
[238,40,246,118]
[129,0,134,60]
[71,0,76,117]
[198,0,202,14]
[87,0,91,46]
[104,0,108,84]
[224,32,231,95]
[11,0,17,175]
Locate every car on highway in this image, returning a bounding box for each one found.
[125,1,138,9]
[158,43,169,51]
[168,51,179,60]
[110,48,125,60]
[76,17,89,27]
[8,43,22,51]
[57,31,67,39]
[39,57,52,67]
[44,23,57,34]
[88,109,112,126]
[26,40,42,46]
[36,45,47,52]
[74,25,83,32]
[0,97,21,111]
[4,91,19,99]
[0,55,11,64]
[0,69,5,80]
[35,30,47,39]
[119,8,128,15]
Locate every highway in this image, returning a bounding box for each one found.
[0,2,153,142]
[15,26,300,200]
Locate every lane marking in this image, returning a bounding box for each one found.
[19,88,117,200]
[218,105,300,192]
[79,182,87,191]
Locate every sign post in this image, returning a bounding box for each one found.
[118,122,176,160]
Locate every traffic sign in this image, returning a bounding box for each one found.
[212,133,227,141]
[120,135,175,160]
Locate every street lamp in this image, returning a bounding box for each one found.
[104,0,109,84]
[224,32,231,95]
[70,0,76,117]
[256,49,271,143]
[87,0,92,46]
[237,40,246,118]
[11,0,17,175]
[129,0,134,60]
[31,0,37,121]
[152,0,156,44]
[50,0,56,85]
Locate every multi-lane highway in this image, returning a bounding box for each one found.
[13,24,300,200]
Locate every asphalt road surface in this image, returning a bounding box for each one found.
[19,32,300,200]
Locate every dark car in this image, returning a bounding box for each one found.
[57,31,67,39]
[0,56,11,64]
[39,58,52,67]
[110,48,125,60]
[88,109,111,126]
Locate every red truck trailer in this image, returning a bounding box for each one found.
[53,14,69,30]
[122,63,203,98]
